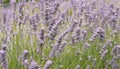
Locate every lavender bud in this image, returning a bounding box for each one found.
[29,60,40,69]
[18,50,28,63]
[0,50,8,69]
[100,50,108,59]
[43,60,53,69]
[111,45,120,57]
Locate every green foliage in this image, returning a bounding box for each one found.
[3,0,10,4]
[2,0,28,4]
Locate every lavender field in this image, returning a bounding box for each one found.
[0,0,120,69]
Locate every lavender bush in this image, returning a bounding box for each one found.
[0,0,120,69]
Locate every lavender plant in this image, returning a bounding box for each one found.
[0,0,120,69]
